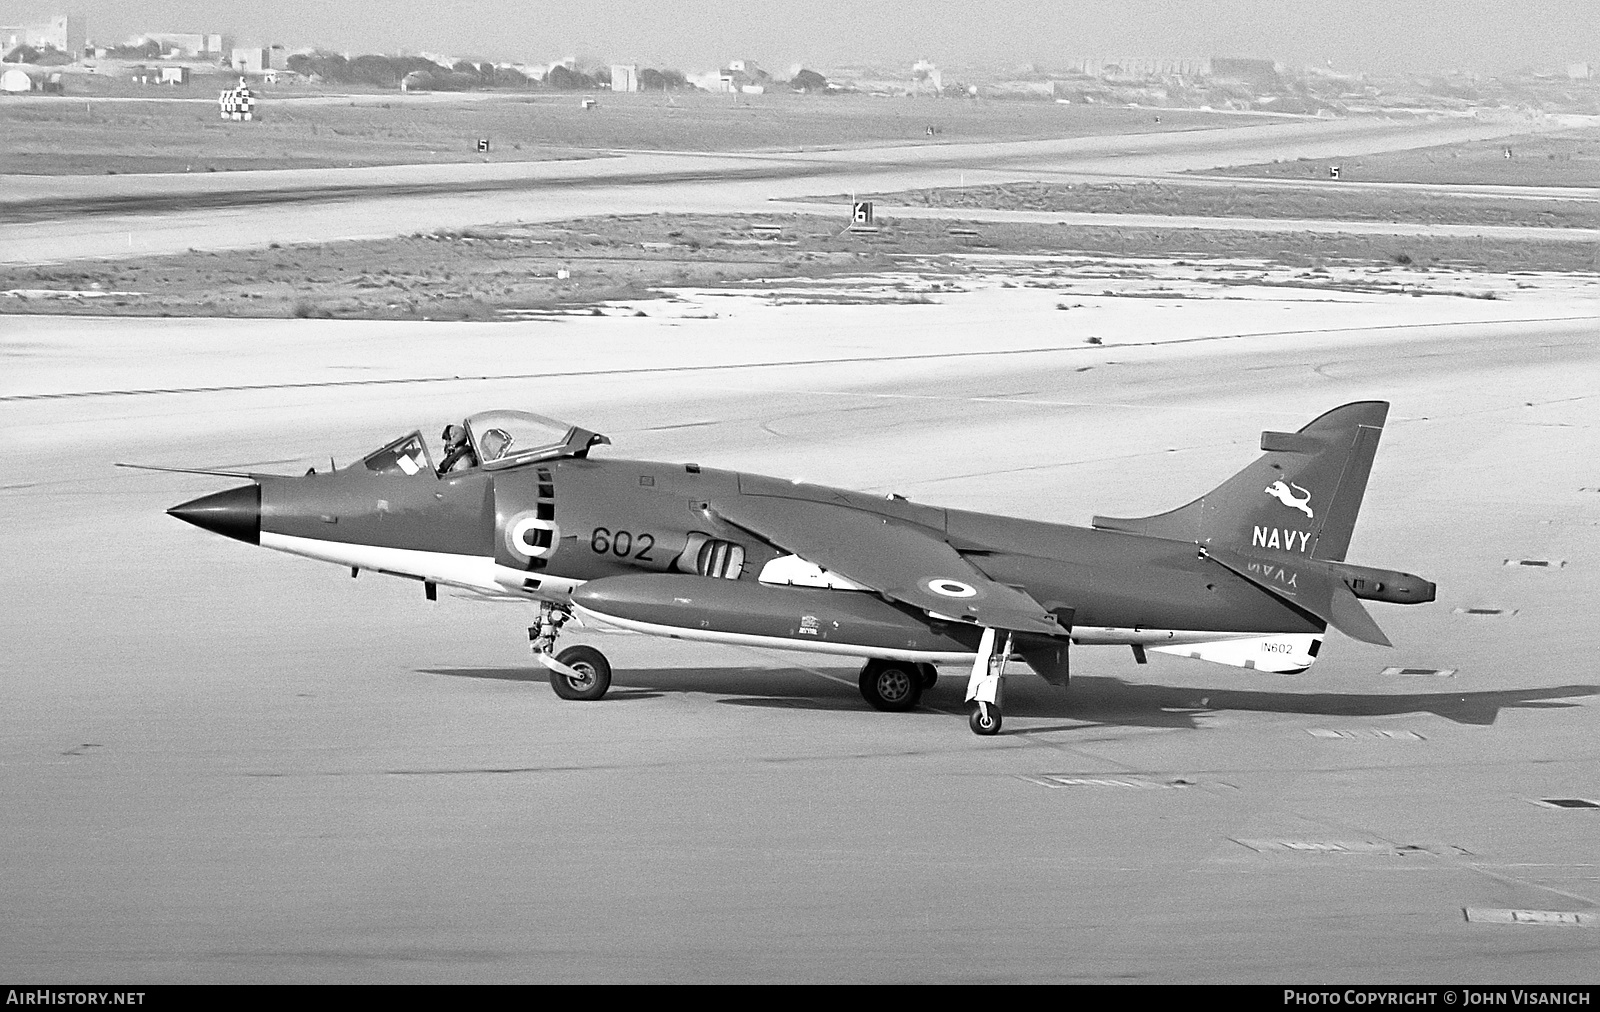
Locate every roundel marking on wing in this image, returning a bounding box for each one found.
[506,512,560,560]
[927,578,978,599]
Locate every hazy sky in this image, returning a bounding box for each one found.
[8,1,1595,74]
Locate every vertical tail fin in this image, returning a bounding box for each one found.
[1092,401,1388,563]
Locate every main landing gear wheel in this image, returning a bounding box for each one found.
[859,660,923,712]
[548,645,612,701]
[968,700,1002,735]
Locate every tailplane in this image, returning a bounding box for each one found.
[1093,401,1389,563]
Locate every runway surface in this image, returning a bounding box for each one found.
[3,280,1598,982]
[5,114,1586,265]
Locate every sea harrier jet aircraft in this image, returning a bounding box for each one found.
[147,401,1434,736]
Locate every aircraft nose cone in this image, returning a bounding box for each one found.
[168,484,261,545]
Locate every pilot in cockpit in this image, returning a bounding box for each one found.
[436,423,478,476]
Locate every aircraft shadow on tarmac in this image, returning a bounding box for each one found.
[1028,677,1600,729]
[420,667,664,701]
[421,667,1597,728]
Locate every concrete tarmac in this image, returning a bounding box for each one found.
[3,281,1598,982]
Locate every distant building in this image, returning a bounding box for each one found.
[1568,63,1594,80]
[700,59,770,91]
[129,64,191,85]
[1,65,64,92]
[141,33,201,56]
[687,69,734,92]
[136,33,229,59]
[688,67,741,92]
[1061,57,1208,78]
[230,45,287,74]
[0,14,84,59]
[1210,57,1281,88]
[989,80,1054,98]
[610,64,638,92]
[912,59,941,94]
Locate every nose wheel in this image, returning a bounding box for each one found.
[544,644,612,701]
[530,603,613,701]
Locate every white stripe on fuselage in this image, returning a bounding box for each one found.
[259,532,581,601]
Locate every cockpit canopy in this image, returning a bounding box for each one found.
[358,411,608,478]
[465,410,610,470]
[361,431,433,476]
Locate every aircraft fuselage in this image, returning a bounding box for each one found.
[224,455,1324,657]
[160,403,1434,733]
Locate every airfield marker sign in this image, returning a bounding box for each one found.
[846,200,879,235]
[219,80,256,122]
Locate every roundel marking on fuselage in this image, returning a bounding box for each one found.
[506,512,560,560]
[927,578,978,599]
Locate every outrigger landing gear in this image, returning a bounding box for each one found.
[964,628,1012,736]
[858,659,924,712]
[530,602,612,701]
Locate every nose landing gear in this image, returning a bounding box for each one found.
[530,602,612,701]
[546,644,612,701]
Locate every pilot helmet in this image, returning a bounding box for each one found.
[443,424,467,445]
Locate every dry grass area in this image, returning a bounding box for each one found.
[843,180,1598,228]
[0,97,589,175]
[1202,127,1600,187]
[3,211,1594,322]
[0,91,1260,175]
[0,214,887,320]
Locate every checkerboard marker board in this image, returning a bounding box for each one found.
[219,83,257,121]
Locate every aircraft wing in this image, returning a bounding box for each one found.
[707,496,1067,637]
[1205,546,1391,646]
